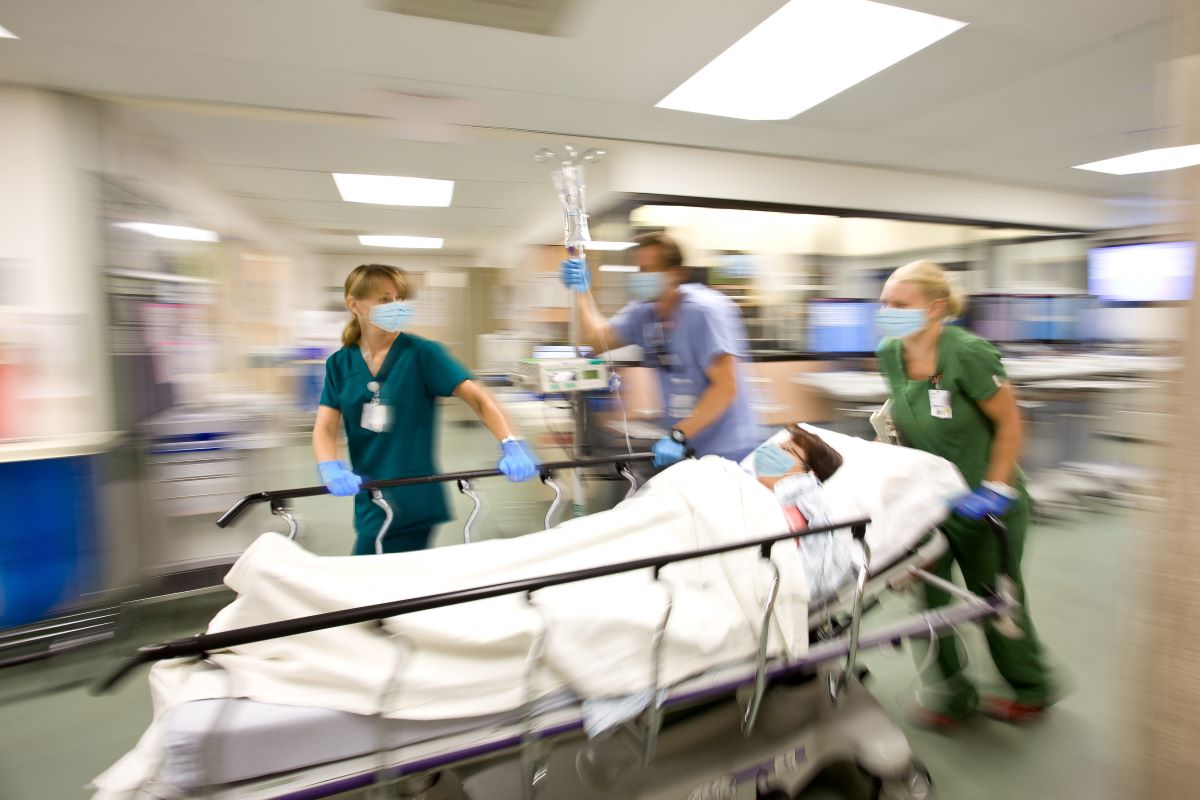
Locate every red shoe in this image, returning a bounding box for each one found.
[980,696,1048,724]
[909,705,967,732]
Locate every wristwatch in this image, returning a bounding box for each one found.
[669,428,688,445]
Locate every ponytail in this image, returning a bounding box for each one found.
[342,316,362,348]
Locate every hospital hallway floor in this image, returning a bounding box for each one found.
[0,428,1138,800]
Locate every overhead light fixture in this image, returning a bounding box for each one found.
[359,235,444,249]
[0,24,17,39]
[332,173,454,206]
[656,0,966,121]
[599,264,640,273]
[584,241,636,251]
[114,222,220,242]
[1074,145,1200,175]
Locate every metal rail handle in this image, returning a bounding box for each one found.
[93,518,872,694]
[215,453,656,528]
[742,548,782,736]
[541,473,564,530]
[458,480,482,544]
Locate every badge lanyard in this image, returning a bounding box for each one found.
[928,373,952,420]
[361,379,392,433]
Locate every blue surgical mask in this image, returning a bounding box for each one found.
[753,442,796,477]
[369,300,414,333]
[876,307,927,339]
[628,271,667,302]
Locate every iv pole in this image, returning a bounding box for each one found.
[536,144,606,517]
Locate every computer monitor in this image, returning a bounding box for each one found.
[1088,241,1196,302]
[807,299,878,354]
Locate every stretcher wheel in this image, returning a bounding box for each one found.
[869,762,934,800]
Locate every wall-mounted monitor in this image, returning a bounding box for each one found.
[1088,241,1196,302]
[807,299,878,354]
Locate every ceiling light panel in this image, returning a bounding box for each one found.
[584,241,636,251]
[656,0,966,121]
[114,222,220,242]
[333,173,454,206]
[1074,145,1200,175]
[359,235,445,249]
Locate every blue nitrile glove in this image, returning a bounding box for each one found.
[560,258,591,292]
[498,438,539,482]
[318,460,362,497]
[952,482,1017,521]
[652,436,688,468]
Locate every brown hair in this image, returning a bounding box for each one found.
[786,424,843,483]
[341,264,412,348]
[633,231,685,269]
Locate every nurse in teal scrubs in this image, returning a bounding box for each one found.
[312,264,538,554]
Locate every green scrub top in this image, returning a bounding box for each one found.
[877,326,1017,489]
[319,334,472,550]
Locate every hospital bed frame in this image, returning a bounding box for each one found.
[97,458,1019,800]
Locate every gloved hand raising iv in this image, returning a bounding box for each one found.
[560,258,591,293]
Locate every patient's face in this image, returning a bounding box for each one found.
[757,438,810,490]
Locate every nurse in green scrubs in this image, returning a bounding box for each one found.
[876,260,1054,727]
[312,264,538,555]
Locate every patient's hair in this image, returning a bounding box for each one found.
[787,425,843,483]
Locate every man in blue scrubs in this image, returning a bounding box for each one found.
[561,232,761,467]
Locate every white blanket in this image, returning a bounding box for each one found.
[94,457,804,796]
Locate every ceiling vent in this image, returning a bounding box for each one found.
[371,0,572,36]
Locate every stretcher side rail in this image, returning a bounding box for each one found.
[93,518,870,694]
[215,452,657,528]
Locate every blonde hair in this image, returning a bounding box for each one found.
[341,264,412,348]
[889,260,967,319]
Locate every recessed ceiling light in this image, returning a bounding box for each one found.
[332,173,454,206]
[114,222,219,242]
[656,0,966,121]
[0,24,18,39]
[359,235,444,249]
[1074,145,1200,175]
[585,241,637,251]
[599,264,640,273]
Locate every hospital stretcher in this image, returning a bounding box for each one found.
[95,455,1019,800]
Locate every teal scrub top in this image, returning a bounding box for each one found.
[877,325,1019,490]
[319,334,472,547]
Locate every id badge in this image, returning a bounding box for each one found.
[361,400,392,432]
[929,389,952,420]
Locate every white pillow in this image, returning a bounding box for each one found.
[740,425,968,567]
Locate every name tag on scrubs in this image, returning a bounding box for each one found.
[361,401,392,433]
[929,389,952,420]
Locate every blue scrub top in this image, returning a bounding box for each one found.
[320,334,471,548]
[611,283,761,462]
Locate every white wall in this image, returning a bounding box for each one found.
[0,88,110,438]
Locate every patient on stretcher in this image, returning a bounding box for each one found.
[746,424,854,599]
